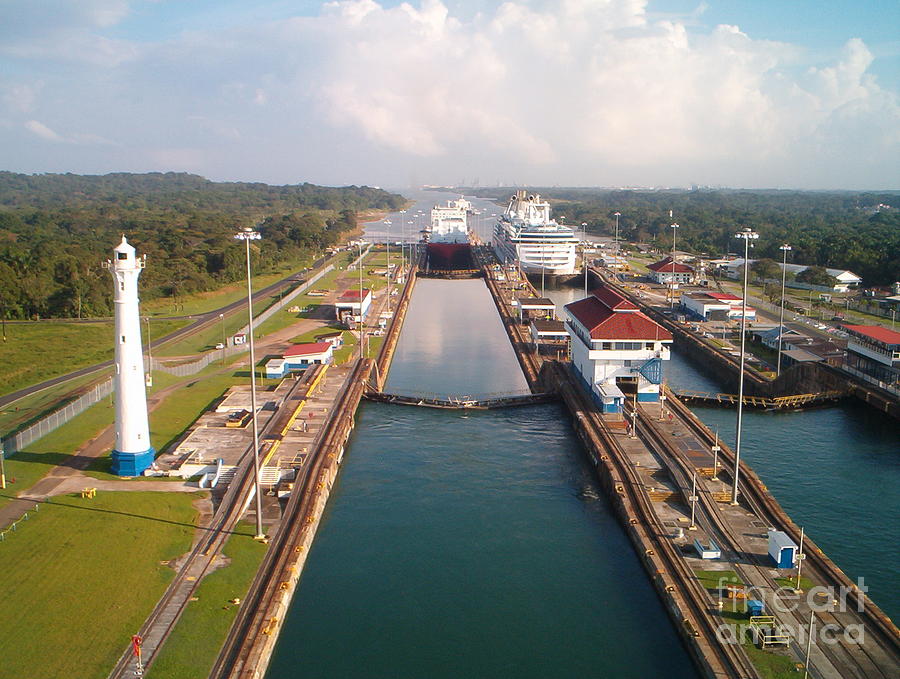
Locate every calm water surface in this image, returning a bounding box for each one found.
[266,278,697,678]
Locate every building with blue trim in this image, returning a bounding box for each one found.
[565,287,673,413]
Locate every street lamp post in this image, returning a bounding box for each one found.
[669,223,680,307]
[613,211,621,253]
[732,227,759,505]
[384,219,392,310]
[776,244,792,376]
[358,240,365,359]
[219,313,226,365]
[144,316,153,388]
[398,209,406,273]
[582,222,589,296]
[234,227,265,540]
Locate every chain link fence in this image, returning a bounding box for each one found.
[3,378,114,455]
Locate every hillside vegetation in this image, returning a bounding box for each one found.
[0,172,404,319]
[474,188,900,285]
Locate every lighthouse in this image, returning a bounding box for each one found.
[106,236,154,476]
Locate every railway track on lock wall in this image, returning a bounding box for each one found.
[106,381,304,679]
[644,392,900,677]
[548,363,759,679]
[209,358,372,679]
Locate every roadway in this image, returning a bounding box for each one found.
[0,253,333,410]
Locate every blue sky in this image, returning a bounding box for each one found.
[1,1,898,189]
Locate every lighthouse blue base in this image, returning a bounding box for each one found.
[111,447,155,477]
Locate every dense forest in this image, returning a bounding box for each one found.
[0,172,405,319]
[473,188,900,286]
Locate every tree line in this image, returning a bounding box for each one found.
[473,187,900,286]
[0,172,405,319]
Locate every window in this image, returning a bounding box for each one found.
[645,342,655,350]
[117,252,128,260]
[616,342,641,351]
[602,342,612,350]
[120,282,125,291]
[121,335,126,343]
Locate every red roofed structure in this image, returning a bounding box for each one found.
[842,324,900,392]
[647,256,695,285]
[565,286,673,412]
[266,342,334,378]
[283,342,333,357]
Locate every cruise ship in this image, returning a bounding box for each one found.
[429,197,471,244]
[493,190,578,277]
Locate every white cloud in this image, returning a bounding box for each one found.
[25,120,63,141]
[1,0,898,188]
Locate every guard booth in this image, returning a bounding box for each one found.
[767,530,798,568]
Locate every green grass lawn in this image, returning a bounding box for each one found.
[694,570,802,679]
[146,522,267,679]
[0,319,186,398]
[0,490,200,679]
[0,369,112,435]
[2,397,118,508]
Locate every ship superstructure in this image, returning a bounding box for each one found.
[493,190,577,276]
[430,197,471,244]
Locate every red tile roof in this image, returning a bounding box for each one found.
[338,289,370,301]
[591,286,638,311]
[566,297,672,341]
[284,342,333,357]
[648,256,694,273]
[843,324,900,346]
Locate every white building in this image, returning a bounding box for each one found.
[335,288,372,326]
[266,342,334,378]
[565,287,673,413]
[681,291,756,321]
[647,256,695,285]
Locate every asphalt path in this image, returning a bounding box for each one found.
[0,253,332,410]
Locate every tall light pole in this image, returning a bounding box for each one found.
[358,240,365,359]
[144,316,153,388]
[669,223,680,308]
[219,312,226,365]
[732,227,759,505]
[582,222,589,296]
[398,209,406,274]
[776,244,792,376]
[234,227,265,539]
[384,219,392,310]
[613,211,621,253]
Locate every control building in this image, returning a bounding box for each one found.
[565,287,673,413]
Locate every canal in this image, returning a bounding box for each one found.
[266,278,697,678]
[544,283,900,621]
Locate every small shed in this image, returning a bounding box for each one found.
[315,330,344,348]
[515,297,556,323]
[767,530,798,568]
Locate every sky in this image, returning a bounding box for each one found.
[1,0,898,190]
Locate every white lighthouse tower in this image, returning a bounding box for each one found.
[105,236,154,476]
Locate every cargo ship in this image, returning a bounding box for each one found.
[426,197,476,273]
[492,190,578,278]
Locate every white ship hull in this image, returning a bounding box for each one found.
[492,190,578,277]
